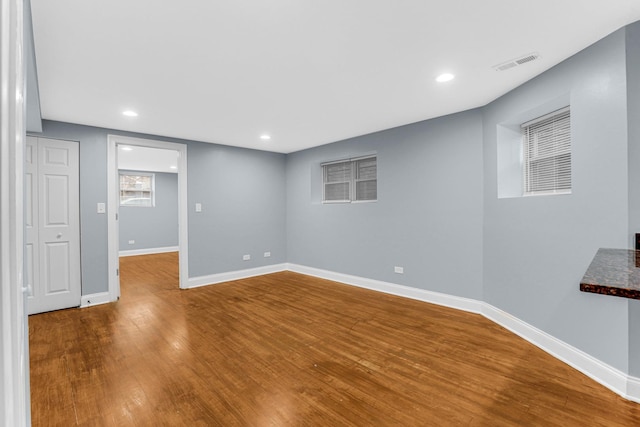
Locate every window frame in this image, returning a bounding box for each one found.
[321,155,377,204]
[119,172,156,207]
[521,106,571,197]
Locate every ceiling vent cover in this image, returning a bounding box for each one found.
[493,52,539,71]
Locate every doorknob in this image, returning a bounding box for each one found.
[57,233,63,239]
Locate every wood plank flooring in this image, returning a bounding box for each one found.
[30,252,640,426]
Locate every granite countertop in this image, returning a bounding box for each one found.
[580,248,640,300]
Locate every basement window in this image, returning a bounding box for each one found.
[522,107,571,196]
[119,173,155,207]
[322,156,377,203]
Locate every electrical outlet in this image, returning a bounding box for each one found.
[128,240,135,245]
[264,251,271,258]
[394,266,404,274]
[243,254,251,261]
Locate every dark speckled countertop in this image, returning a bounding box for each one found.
[580,248,640,300]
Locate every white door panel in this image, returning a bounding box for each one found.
[28,137,81,315]
[43,145,70,166]
[43,242,71,293]
[42,174,69,226]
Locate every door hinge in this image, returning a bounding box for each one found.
[116,268,119,276]
[115,213,118,220]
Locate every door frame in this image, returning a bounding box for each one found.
[107,135,188,299]
[1,0,28,424]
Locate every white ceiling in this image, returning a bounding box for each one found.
[118,145,179,174]
[31,0,640,154]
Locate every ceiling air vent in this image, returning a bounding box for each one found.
[493,52,539,72]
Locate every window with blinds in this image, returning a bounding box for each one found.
[322,156,377,203]
[522,107,571,195]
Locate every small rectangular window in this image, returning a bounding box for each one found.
[322,156,377,203]
[522,107,571,196]
[119,173,155,207]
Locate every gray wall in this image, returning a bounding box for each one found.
[626,22,640,377]
[118,170,178,252]
[286,110,484,299]
[187,142,287,277]
[483,28,630,371]
[36,120,287,295]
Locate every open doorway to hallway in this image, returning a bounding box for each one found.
[107,135,188,301]
[117,145,180,297]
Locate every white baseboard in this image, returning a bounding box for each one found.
[286,263,483,314]
[628,376,640,404]
[286,263,640,404]
[481,303,638,403]
[80,292,112,308]
[119,246,179,257]
[186,263,288,289]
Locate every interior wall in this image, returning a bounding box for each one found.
[187,141,287,277]
[626,21,640,377]
[118,170,178,252]
[37,120,287,294]
[482,28,630,371]
[286,110,484,300]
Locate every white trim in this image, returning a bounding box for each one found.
[187,264,288,289]
[80,292,112,308]
[107,135,189,300]
[119,246,179,257]
[107,139,119,302]
[0,0,28,424]
[286,263,483,314]
[627,376,640,404]
[481,303,638,403]
[285,264,640,404]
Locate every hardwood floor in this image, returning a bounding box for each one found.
[30,252,640,426]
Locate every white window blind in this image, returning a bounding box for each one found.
[323,161,352,202]
[522,107,571,195]
[354,157,377,201]
[322,156,377,203]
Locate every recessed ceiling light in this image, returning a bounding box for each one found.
[436,73,455,83]
[122,110,138,117]
[260,134,271,141]
[169,165,177,170]
[120,146,133,151]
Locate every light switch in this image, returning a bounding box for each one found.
[195,203,202,212]
[97,202,106,214]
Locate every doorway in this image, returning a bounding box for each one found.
[107,135,188,300]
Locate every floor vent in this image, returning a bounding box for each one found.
[493,52,539,71]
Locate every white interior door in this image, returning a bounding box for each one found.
[26,136,81,315]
